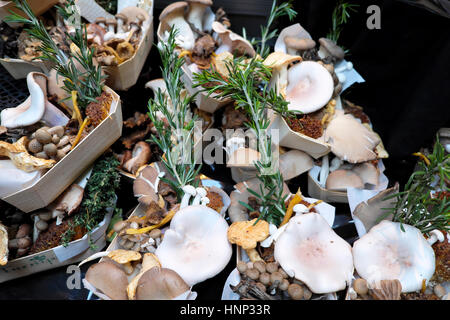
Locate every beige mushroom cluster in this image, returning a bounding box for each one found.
[90,6,150,66]
[27,126,72,161]
[113,219,163,253]
[7,223,32,258]
[234,260,314,300]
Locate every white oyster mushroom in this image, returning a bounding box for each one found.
[352,220,435,293]
[159,2,195,51]
[155,205,232,286]
[274,213,354,294]
[285,61,334,114]
[186,0,212,32]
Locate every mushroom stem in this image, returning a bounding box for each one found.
[329,156,342,172]
[318,154,330,186]
[427,229,444,245]
[201,197,210,206]
[192,187,207,205]
[245,248,263,263]
[180,185,197,208]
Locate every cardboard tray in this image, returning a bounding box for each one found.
[1,86,123,212]
[0,210,111,283]
[156,23,231,113]
[0,58,54,80]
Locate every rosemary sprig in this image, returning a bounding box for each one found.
[194,57,292,226]
[379,137,450,235]
[147,29,201,200]
[6,0,105,111]
[61,155,121,247]
[326,0,359,44]
[253,0,297,58]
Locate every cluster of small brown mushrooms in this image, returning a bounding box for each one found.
[26,126,71,161]
[87,7,149,66]
[112,219,163,253]
[234,260,313,300]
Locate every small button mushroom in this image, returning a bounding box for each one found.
[259,272,271,286]
[52,134,60,145]
[246,261,253,269]
[353,278,369,296]
[278,268,289,279]
[279,279,290,291]
[434,284,446,298]
[237,261,247,273]
[245,268,260,281]
[303,287,312,300]
[35,151,49,159]
[130,222,139,229]
[35,128,52,144]
[57,136,70,148]
[16,224,31,238]
[43,143,57,156]
[118,237,128,247]
[123,240,135,250]
[48,126,64,138]
[149,229,161,239]
[36,220,48,231]
[288,283,304,300]
[266,262,279,273]
[28,139,42,153]
[38,211,52,221]
[253,260,266,274]
[270,271,283,288]
[131,242,141,252]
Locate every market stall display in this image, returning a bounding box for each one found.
[0,0,447,302]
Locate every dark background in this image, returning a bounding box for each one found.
[0,0,448,299]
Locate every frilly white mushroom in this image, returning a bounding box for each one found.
[155,205,232,286]
[274,213,354,294]
[1,72,69,129]
[352,220,436,293]
[285,61,334,114]
[159,2,195,51]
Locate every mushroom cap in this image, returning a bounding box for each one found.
[227,218,270,250]
[107,249,142,264]
[155,205,232,286]
[133,165,160,206]
[85,261,129,300]
[352,162,380,187]
[353,183,399,233]
[227,148,260,168]
[106,18,117,26]
[318,38,345,60]
[123,141,152,174]
[52,184,84,216]
[121,6,150,25]
[274,213,354,294]
[279,149,314,180]
[284,36,316,51]
[115,13,128,22]
[324,110,381,163]
[212,21,255,57]
[285,61,334,114]
[127,253,161,300]
[159,1,189,21]
[95,17,106,24]
[325,169,364,191]
[263,51,302,69]
[353,220,436,293]
[0,223,8,266]
[275,23,313,54]
[136,267,190,300]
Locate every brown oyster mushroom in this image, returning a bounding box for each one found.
[123,141,151,175]
[318,38,345,61]
[51,184,84,216]
[353,183,399,232]
[0,223,8,266]
[284,36,316,55]
[326,169,364,191]
[84,261,129,300]
[136,267,190,300]
[127,253,161,299]
[324,110,381,163]
[133,165,160,206]
[370,279,402,300]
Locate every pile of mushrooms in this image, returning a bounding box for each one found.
[87,6,150,66]
[26,126,72,161]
